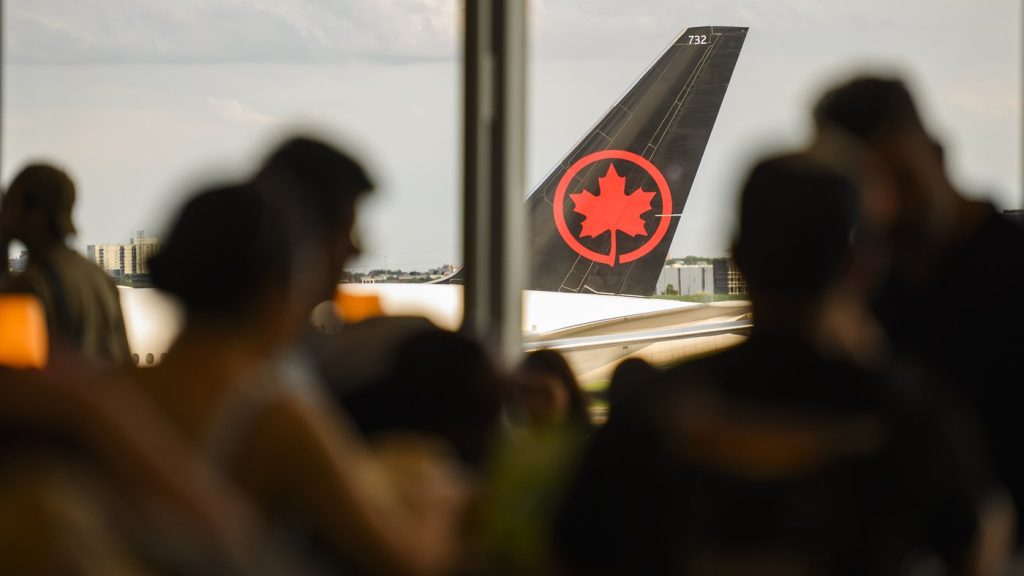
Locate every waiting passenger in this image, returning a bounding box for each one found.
[605,357,657,424]
[342,326,507,472]
[138,183,467,576]
[552,150,1006,576]
[511,349,593,432]
[815,75,1024,551]
[0,360,267,575]
[0,163,130,364]
[251,134,373,316]
[468,349,593,576]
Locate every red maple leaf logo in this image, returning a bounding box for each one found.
[570,163,655,263]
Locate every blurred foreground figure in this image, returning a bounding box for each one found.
[341,325,506,472]
[816,76,1024,550]
[257,135,507,491]
[467,350,593,576]
[0,360,266,575]
[253,134,373,313]
[553,151,1008,576]
[605,357,657,424]
[140,173,465,575]
[0,163,130,364]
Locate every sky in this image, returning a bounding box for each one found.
[2,0,1021,272]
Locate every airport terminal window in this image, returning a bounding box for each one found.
[2,2,1020,371]
[2,0,462,350]
[5,2,1019,291]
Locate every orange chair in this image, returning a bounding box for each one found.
[0,294,48,368]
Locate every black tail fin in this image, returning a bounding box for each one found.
[527,26,747,296]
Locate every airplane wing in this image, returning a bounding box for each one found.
[524,299,752,385]
[334,284,752,385]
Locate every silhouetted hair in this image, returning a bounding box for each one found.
[813,76,926,141]
[149,184,292,322]
[520,349,592,429]
[734,154,860,305]
[344,327,505,469]
[9,163,77,240]
[255,136,374,235]
[607,357,657,417]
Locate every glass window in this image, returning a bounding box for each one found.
[3,0,460,285]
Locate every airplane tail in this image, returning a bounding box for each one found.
[527,26,748,296]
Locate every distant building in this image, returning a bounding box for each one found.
[87,243,124,273]
[128,231,160,275]
[712,257,747,295]
[657,264,714,295]
[87,230,160,284]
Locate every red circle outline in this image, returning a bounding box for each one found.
[553,150,673,266]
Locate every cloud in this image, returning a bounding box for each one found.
[948,85,1022,117]
[207,97,276,125]
[6,0,459,64]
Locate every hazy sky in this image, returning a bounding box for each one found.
[3,0,1020,271]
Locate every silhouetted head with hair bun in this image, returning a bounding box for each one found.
[150,183,293,326]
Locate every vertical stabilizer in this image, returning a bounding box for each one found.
[527,26,748,296]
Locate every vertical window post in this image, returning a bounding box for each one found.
[461,0,527,367]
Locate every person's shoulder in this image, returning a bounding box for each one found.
[617,346,743,420]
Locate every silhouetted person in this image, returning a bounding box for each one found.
[0,361,267,576]
[553,151,1005,576]
[0,163,130,364]
[343,326,507,472]
[513,349,593,432]
[471,350,592,576]
[252,134,374,313]
[254,136,506,474]
[606,357,657,424]
[815,76,1024,548]
[139,183,466,576]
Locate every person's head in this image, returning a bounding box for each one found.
[1,163,77,248]
[813,76,956,248]
[384,327,507,468]
[733,153,862,328]
[813,76,927,143]
[607,357,657,419]
[515,349,591,429]
[253,135,374,307]
[149,183,298,354]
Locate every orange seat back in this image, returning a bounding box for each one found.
[334,289,384,324]
[0,294,48,368]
